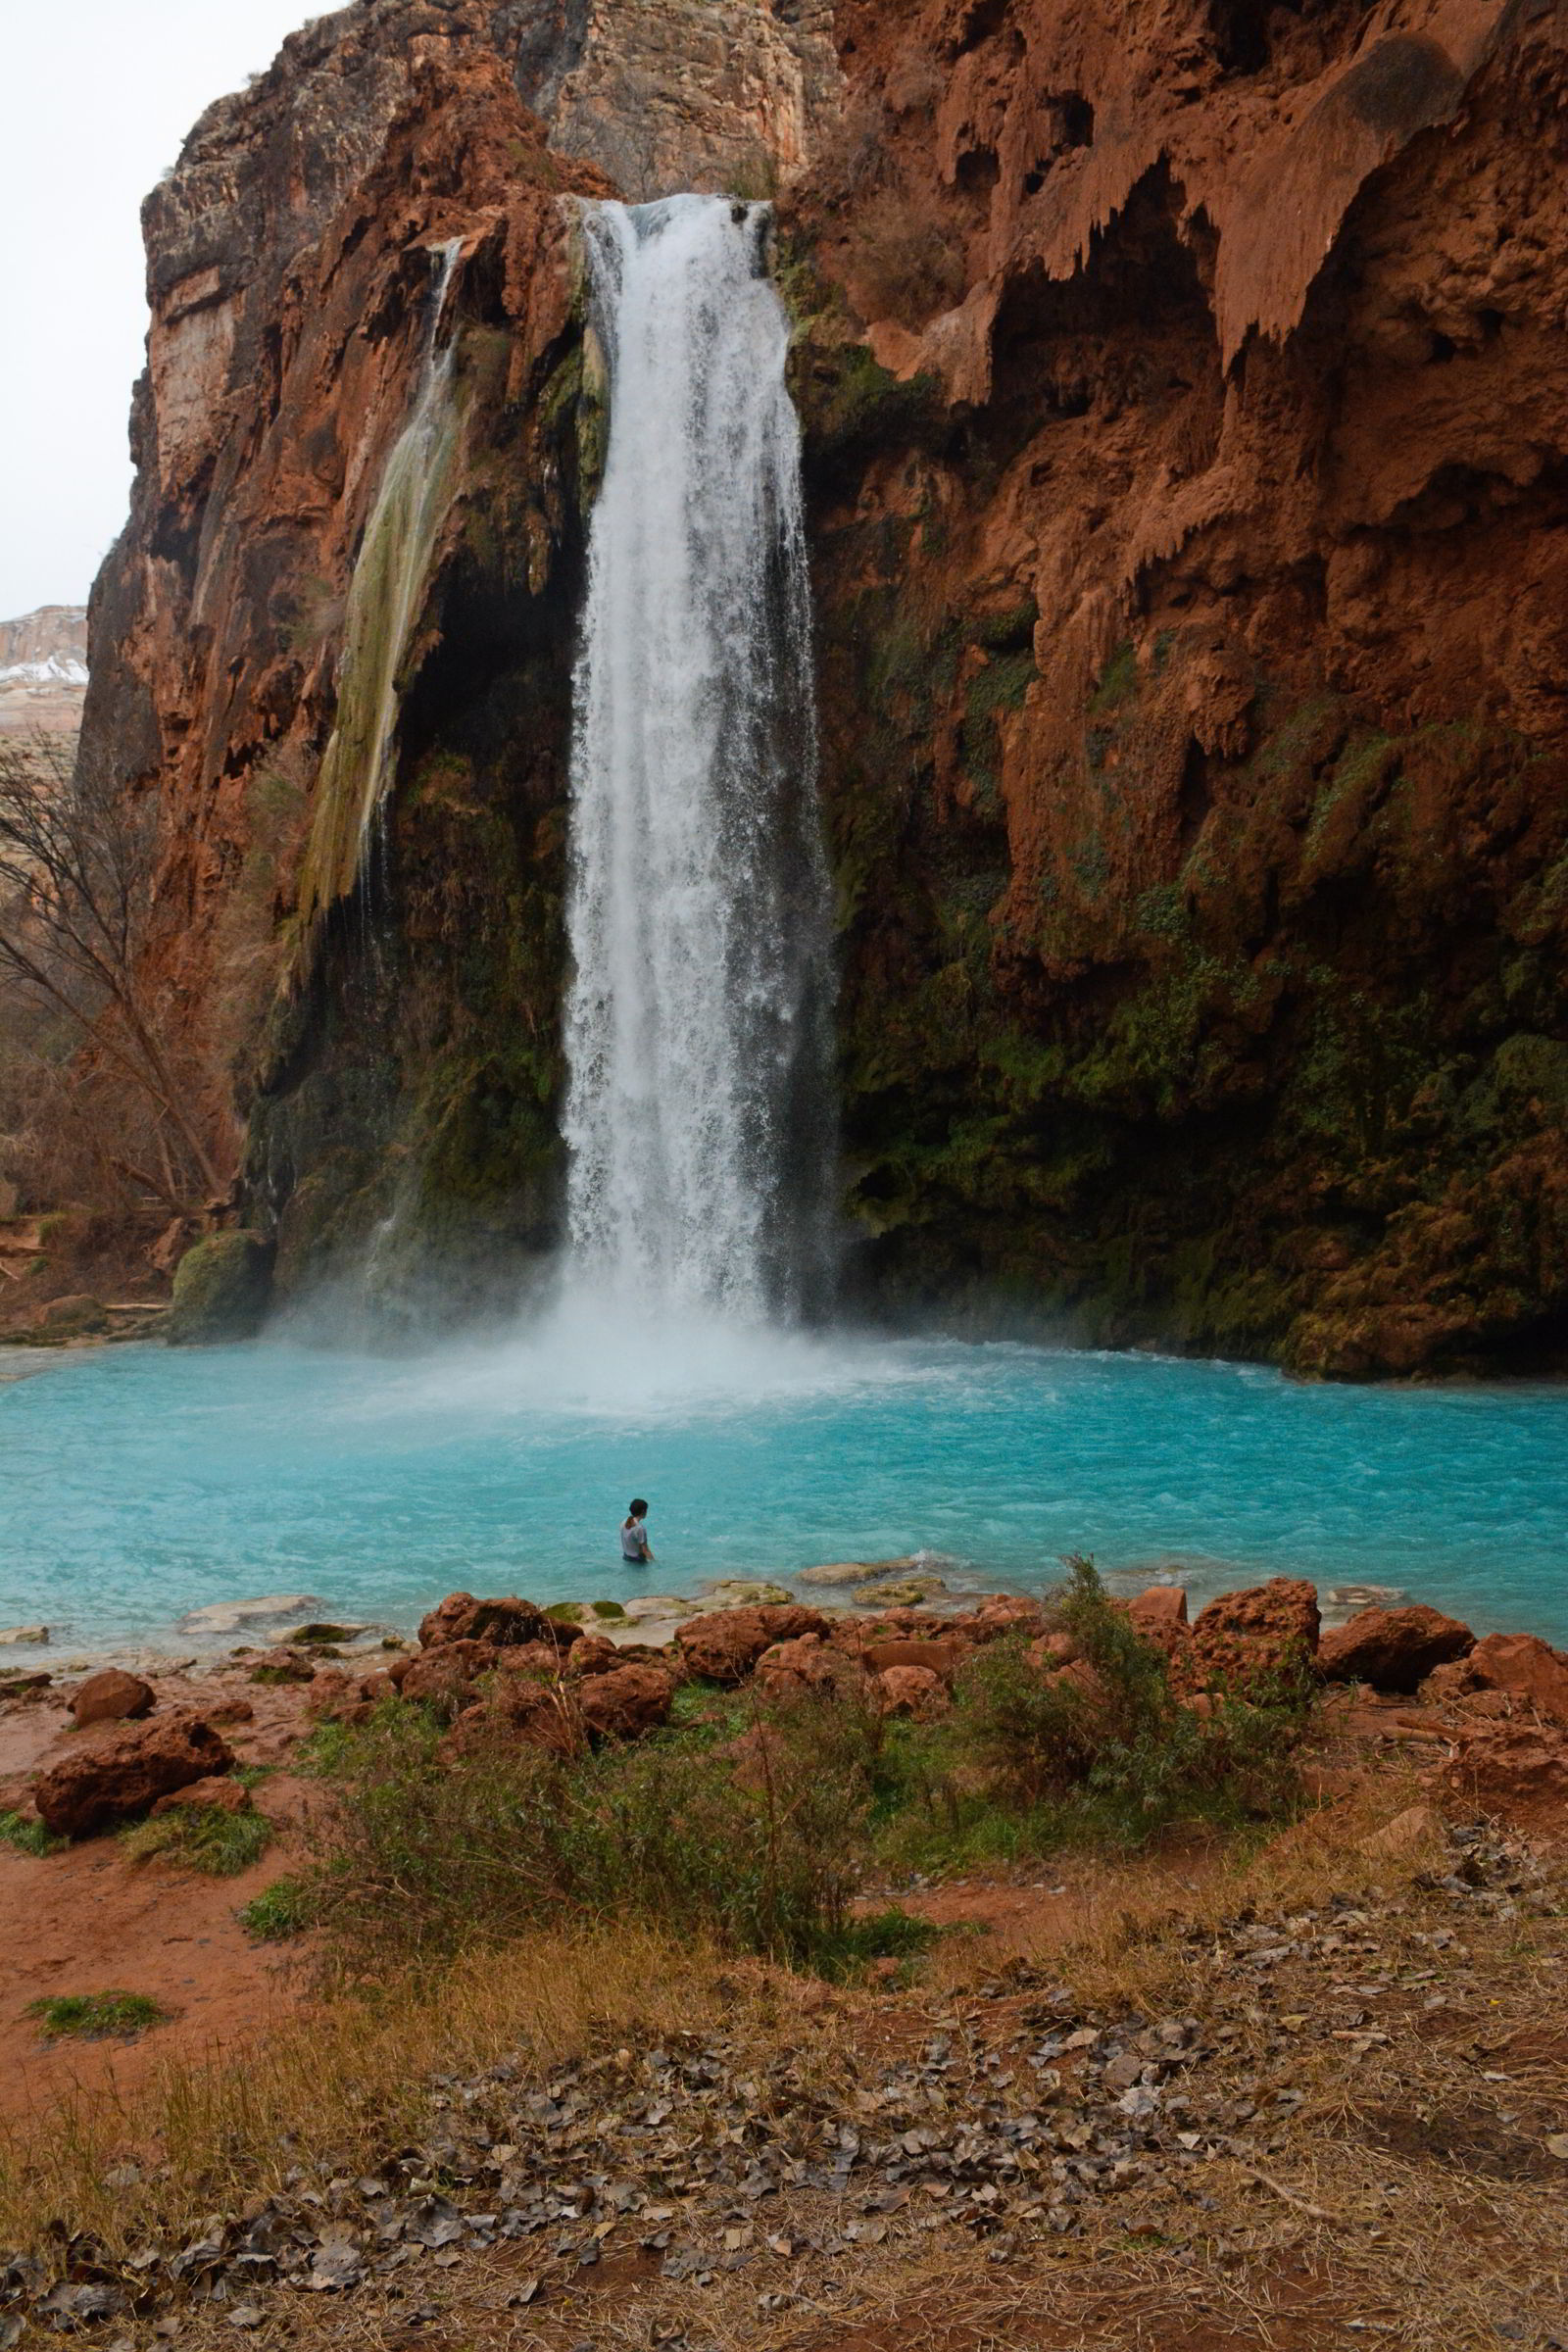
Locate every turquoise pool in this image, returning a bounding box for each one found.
[2,1322,1565,1651]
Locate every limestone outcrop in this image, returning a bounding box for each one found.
[0,605,87,740]
[76,0,1568,1373]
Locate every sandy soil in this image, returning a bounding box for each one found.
[0,1664,323,2124]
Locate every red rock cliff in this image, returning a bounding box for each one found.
[792,0,1568,1375]
[79,0,1568,1370]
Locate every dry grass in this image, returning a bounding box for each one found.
[0,1927,724,2261]
[843,190,966,327]
[7,1785,1566,2352]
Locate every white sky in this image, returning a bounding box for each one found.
[0,0,323,622]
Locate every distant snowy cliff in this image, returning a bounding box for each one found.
[0,606,88,735]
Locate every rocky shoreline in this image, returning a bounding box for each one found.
[0,1557,1526,1691]
[3,1566,1567,2349]
[7,1572,1568,1853]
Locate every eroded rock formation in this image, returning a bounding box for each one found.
[79,0,1568,1372]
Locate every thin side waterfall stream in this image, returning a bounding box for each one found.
[296,237,465,944]
[562,195,836,1325]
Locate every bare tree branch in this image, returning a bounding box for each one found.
[0,732,224,1206]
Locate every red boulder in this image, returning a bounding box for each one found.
[495,1641,566,1684]
[564,1637,623,1679]
[757,1634,864,1700]
[71,1670,156,1729]
[1318,1604,1474,1694]
[399,1638,498,1714]
[1466,1632,1568,1726]
[1191,1578,1320,1685]
[1126,1588,1191,1658]
[1442,1719,1568,1823]
[442,1677,584,1761]
[964,1595,1048,1642]
[676,1605,829,1685]
[416,1592,554,1650]
[151,1775,253,1817]
[578,1663,675,1740]
[862,1638,960,1685]
[874,1665,950,1721]
[34,1715,236,1838]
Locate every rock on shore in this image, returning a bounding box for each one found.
[33,1715,236,1838]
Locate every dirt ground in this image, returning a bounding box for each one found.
[3,1668,1567,2350]
[0,1663,321,2121]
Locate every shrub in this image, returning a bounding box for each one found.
[845,191,966,327]
[120,1804,272,1878]
[307,1696,870,1971]
[26,1992,168,2040]
[238,1876,316,1940]
[816,1905,942,1983]
[951,1558,1313,1846]
[297,1566,1314,1965]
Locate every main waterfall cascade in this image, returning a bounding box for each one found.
[562,196,837,1327]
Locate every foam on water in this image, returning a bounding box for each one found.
[3,1336,1565,1654]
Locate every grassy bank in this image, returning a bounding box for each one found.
[292,1561,1316,1972]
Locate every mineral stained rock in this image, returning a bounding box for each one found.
[76,0,1568,1374]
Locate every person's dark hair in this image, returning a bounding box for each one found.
[628,1497,649,1519]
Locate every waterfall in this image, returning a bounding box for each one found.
[296,239,464,946]
[562,195,836,1326]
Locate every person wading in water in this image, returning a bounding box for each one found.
[620,1498,655,1564]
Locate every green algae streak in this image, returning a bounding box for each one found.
[295,308,464,954]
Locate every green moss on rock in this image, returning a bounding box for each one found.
[167,1233,275,1347]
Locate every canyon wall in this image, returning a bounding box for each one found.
[78,0,1568,1369]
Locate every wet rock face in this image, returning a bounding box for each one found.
[83,0,844,1328]
[518,0,843,199]
[166,1232,274,1345]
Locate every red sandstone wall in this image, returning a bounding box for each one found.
[78,0,1568,1367]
